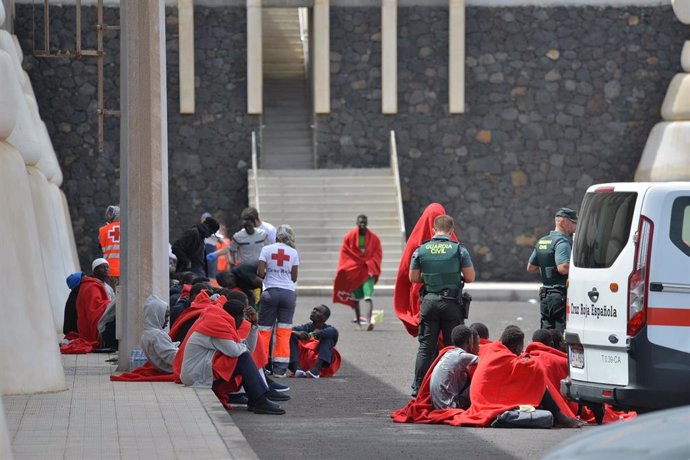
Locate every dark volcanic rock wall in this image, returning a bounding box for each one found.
[13,4,685,280]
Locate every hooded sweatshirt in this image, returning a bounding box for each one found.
[141,295,179,373]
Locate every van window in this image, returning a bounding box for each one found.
[573,192,637,268]
[670,197,690,257]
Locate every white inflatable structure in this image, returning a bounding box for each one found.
[0,397,12,460]
[0,0,67,400]
[635,5,690,181]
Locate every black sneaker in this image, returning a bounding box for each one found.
[226,393,249,408]
[252,398,286,415]
[266,389,291,401]
[268,379,290,392]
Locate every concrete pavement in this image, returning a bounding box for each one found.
[3,289,591,459]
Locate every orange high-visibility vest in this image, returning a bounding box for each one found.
[99,221,121,277]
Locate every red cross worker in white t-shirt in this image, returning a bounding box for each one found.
[257,225,300,377]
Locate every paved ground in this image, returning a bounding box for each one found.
[3,290,595,459]
[230,293,589,460]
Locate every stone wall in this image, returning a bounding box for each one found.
[317,5,685,280]
[12,4,686,280]
[14,5,257,272]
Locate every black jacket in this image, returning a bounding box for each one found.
[172,223,212,272]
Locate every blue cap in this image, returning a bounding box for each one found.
[66,272,84,289]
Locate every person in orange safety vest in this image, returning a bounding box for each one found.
[99,205,121,279]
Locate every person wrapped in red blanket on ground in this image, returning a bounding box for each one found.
[169,284,217,342]
[394,203,457,336]
[332,215,383,329]
[391,325,583,428]
[172,299,287,415]
[527,329,636,424]
[61,258,115,354]
[289,304,341,378]
[469,322,493,357]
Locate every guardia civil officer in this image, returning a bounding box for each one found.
[409,214,475,396]
[526,208,578,333]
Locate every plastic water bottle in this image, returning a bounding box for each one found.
[130,348,147,369]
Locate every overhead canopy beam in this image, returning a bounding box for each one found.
[313,0,330,114]
[247,0,262,114]
[381,0,397,114]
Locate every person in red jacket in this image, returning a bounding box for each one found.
[332,215,383,330]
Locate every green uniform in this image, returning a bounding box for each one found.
[410,235,473,390]
[528,231,572,332]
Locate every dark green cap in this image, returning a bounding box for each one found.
[555,208,578,222]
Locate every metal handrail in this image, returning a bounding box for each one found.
[389,130,406,249]
[251,130,260,212]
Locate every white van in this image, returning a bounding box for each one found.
[561,182,690,417]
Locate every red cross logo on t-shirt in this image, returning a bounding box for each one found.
[108,225,121,243]
[271,248,291,267]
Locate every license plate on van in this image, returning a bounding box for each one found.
[570,345,585,369]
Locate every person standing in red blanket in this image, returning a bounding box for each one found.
[332,215,383,330]
[175,300,288,415]
[394,203,456,336]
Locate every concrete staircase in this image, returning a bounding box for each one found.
[261,8,313,169]
[248,169,405,289]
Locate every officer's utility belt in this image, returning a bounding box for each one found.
[539,286,566,300]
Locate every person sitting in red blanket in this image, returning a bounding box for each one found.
[391,325,582,427]
[429,325,479,410]
[169,283,216,342]
[332,215,382,330]
[289,304,341,378]
[174,299,288,415]
[77,258,115,343]
[394,203,456,336]
[526,329,635,425]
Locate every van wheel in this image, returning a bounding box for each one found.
[590,403,605,425]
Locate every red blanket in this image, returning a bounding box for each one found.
[169,290,221,341]
[172,306,240,386]
[392,341,547,426]
[523,342,576,418]
[296,338,342,377]
[523,343,636,423]
[394,203,457,336]
[332,228,383,308]
[110,362,175,382]
[75,276,110,343]
[60,332,98,354]
[237,321,268,369]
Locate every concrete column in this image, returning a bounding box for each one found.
[381,0,397,114]
[178,0,195,114]
[119,0,170,371]
[313,0,330,114]
[449,0,465,114]
[247,0,262,114]
[0,0,12,34]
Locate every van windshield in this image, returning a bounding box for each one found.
[573,191,637,268]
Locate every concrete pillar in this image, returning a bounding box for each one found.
[381,0,397,114]
[178,0,195,114]
[247,0,262,114]
[119,0,170,371]
[0,0,12,34]
[449,0,465,114]
[313,0,330,114]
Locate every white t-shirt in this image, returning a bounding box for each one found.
[259,221,277,245]
[259,242,299,291]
